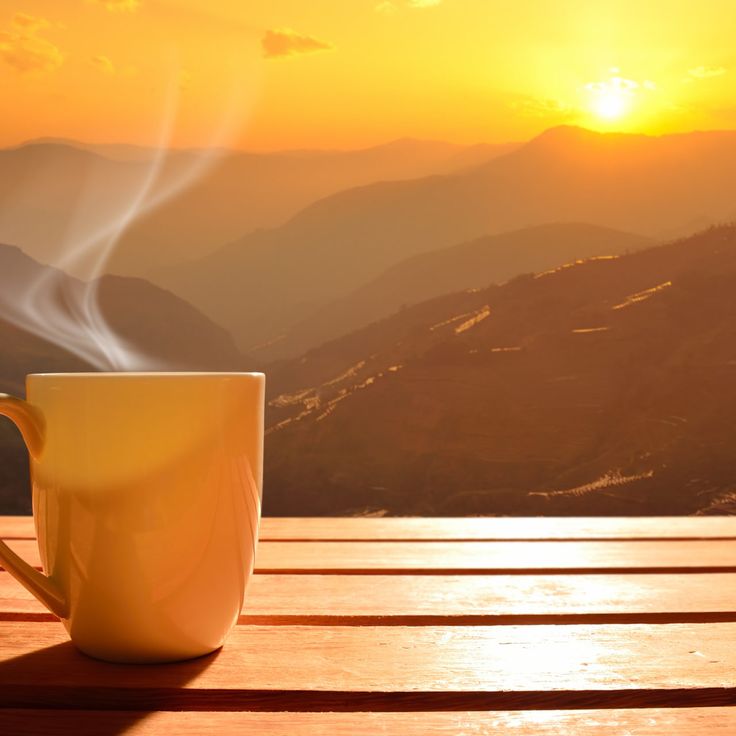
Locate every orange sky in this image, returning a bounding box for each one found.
[0,0,734,150]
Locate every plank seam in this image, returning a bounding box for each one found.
[4,612,736,626]
[1,687,735,711]
[253,567,736,575]
[6,566,736,575]
[259,537,736,543]
[7,536,736,542]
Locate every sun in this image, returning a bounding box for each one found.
[585,71,643,124]
[592,91,628,120]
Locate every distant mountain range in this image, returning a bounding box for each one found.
[263,225,736,516]
[3,127,736,517]
[266,223,653,360]
[159,126,736,357]
[0,138,516,276]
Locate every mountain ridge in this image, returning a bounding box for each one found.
[263,225,736,516]
[257,222,654,359]
[0,137,518,276]
[0,242,246,379]
[159,126,736,354]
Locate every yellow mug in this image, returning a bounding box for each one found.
[0,372,264,663]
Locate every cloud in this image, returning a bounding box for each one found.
[408,0,442,6]
[511,97,578,120]
[89,55,138,78]
[0,13,63,73]
[90,54,115,74]
[10,13,49,32]
[89,0,141,11]
[261,28,333,60]
[375,1,398,12]
[687,65,726,80]
[585,75,640,95]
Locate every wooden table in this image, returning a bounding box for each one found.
[1,516,735,734]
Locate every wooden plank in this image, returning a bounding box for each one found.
[5,539,736,574]
[3,516,736,541]
[270,539,736,575]
[0,516,34,539]
[1,622,736,709]
[253,540,736,573]
[2,571,736,624]
[1,708,736,735]
[256,517,736,541]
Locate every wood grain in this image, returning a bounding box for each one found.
[0,516,34,539]
[2,708,736,735]
[2,516,736,541]
[2,571,736,624]
[5,539,736,575]
[253,540,736,573]
[255,517,736,541]
[1,622,735,710]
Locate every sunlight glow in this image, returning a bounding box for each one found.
[593,91,627,120]
[585,73,640,124]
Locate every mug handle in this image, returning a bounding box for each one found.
[0,394,67,618]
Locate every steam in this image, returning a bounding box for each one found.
[0,51,259,370]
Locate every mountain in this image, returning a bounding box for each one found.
[0,138,517,276]
[17,136,519,167]
[261,223,654,360]
[263,225,736,516]
[11,137,184,162]
[0,242,249,514]
[159,126,736,355]
[0,243,245,378]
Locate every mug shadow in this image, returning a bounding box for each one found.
[0,637,219,735]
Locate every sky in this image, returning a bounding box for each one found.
[0,0,734,150]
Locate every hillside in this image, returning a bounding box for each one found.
[263,225,736,516]
[0,243,245,376]
[0,139,516,277]
[160,126,736,354]
[0,243,248,513]
[264,223,653,359]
